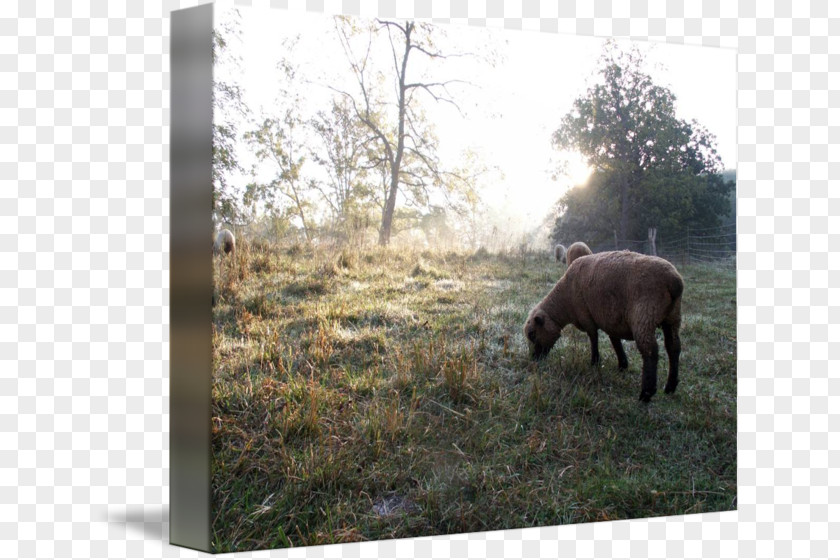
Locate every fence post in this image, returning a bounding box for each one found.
[648,227,657,257]
[686,225,690,266]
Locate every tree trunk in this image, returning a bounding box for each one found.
[284,125,310,243]
[648,226,657,256]
[619,176,629,247]
[379,183,399,245]
[289,178,311,243]
[377,23,413,246]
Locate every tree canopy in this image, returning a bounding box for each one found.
[211,11,249,227]
[551,41,733,249]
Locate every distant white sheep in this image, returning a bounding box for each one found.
[213,229,236,291]
[554,244,566,263]
[213,229,236,258]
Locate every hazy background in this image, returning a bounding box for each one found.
[212,8,736,250]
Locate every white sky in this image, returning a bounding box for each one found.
[216,7,736,231]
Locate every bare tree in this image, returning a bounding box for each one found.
[331,17,476,245]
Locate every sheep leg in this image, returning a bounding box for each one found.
[635,334,659,402]
[609,335,629,370]
[587,331,600,366]
[662,323,681,394]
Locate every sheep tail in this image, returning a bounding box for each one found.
[668,274,684,301]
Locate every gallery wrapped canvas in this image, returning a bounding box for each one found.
[171,2,736,553]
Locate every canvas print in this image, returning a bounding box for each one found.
[209,5,736,552]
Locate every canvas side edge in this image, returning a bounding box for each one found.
[169,2,213,553]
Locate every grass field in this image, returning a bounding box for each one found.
[210,241,737,552]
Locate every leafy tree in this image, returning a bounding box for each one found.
[721,169,737,226]
[435,148,493,248]
[552,41,732,247]
[244,113,314,242]
[419,206,454,247]
[551,169,621,248]
[241,37,321,243]
[212,9,249,226]
[308,97,380,241]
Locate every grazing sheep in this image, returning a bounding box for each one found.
[554,244,566,263]
[563,241,592,266]
[213,229,236,257]
[523,250,684,402]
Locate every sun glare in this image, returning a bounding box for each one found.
[565,154,593,187]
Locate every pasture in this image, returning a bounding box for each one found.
[210,241,737,552]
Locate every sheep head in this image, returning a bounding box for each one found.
[523,307,562,360]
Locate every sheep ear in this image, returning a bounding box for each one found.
[534,315,544,326]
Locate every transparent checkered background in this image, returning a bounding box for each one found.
[1,0,836,558]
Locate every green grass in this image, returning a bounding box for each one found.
[211,243,736,552]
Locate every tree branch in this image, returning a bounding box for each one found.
[325,85,395,168]
[375,19,406,35]
[410,42,473,61]
[404,80,470,116]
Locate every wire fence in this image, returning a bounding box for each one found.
[590,222,736,269]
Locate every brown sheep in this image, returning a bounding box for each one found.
[522,250,684,402]
[563,241,592,266]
